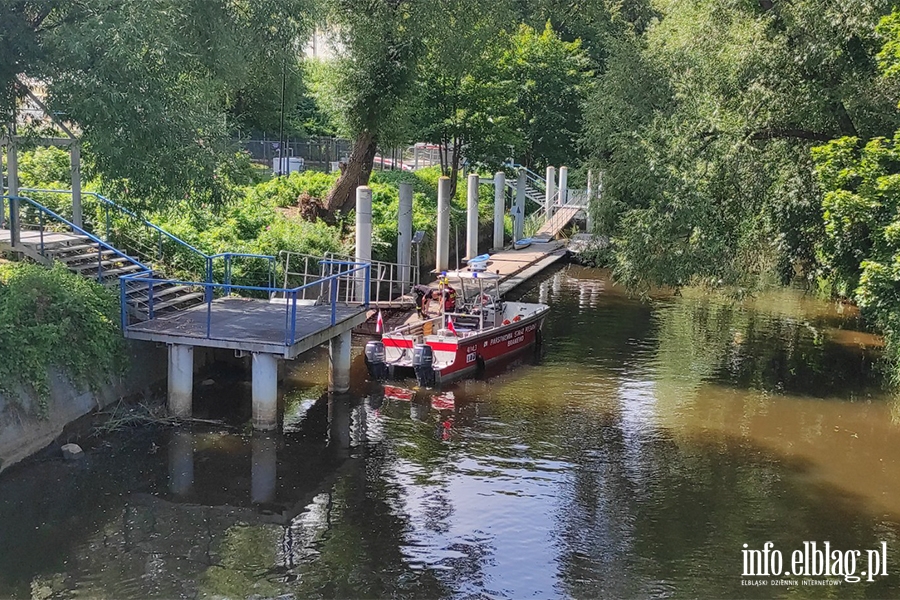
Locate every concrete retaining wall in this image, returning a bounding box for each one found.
[0,341,221,473]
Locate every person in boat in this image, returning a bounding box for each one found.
[411,284,434,318]
[443,285,457,312]
[422,285,457,317]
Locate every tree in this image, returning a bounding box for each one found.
[583,0,900,291]
[318,0,421,219]
[2,0,308,205]
[498,22,592,170]
[809,9,900,382]
[409,0,518,196]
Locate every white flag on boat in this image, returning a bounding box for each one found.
[446,316,457,335]
[376,310,384,333]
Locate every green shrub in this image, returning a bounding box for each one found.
[17,147,71,188]
[247,171,338,208]
[0,262,126,415]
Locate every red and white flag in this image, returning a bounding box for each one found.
[446,316,457,335]
[376,310,384,333]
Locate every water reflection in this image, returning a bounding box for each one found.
[2,265,900,598]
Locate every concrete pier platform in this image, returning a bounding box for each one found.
[126,297,367,359]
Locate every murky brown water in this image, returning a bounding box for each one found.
[1,265,900,599]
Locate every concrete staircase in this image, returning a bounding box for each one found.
[9,231,206,319]
[0,193,207,320]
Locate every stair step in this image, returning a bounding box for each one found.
[70,256,134,272]
[58,249,119,263]
[126,284,194,300]
[50,242,102,255]
[98,264,147,278]
[148,292,205,312]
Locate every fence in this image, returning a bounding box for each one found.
[241,137,352,172]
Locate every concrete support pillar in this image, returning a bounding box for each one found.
[514,169,526,241]
[355,185,372,302]
[168,344,193,418]
[545,166,556,218]
[251,433,277,504]
[71,144,82,228]
[328,394,351,458]
[252,352,279,430]
[168,430,194,496]
[493,172,505,250]
[559,166,568,207]
[465,173,479,260]
[398,182,413,289]
[436,176,451,272]
[329,330,352,393]
[8,131,18,246]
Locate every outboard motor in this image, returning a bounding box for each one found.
[364,340,387,381]
[412,343,436,388]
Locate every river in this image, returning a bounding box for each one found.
[1,265,899,599]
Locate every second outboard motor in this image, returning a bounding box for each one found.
[412,343,436,388]
[364,340,387,380]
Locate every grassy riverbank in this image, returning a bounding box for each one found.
[18,147,510,288]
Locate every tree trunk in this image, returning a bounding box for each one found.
[323,130,378,221]
[448,137,462,198]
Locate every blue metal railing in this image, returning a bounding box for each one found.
[16,189,278,292]
[208,252,277,296]
[19,188,209,280]
[119,261,370,346]
[1,195,153,281]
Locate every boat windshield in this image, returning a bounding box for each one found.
[444,272,500,309]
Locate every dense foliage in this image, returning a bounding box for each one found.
[0,262,126,413]
[585,0,899,292]
[2,0,308,205]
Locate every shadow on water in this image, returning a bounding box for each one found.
[1,263,900,598]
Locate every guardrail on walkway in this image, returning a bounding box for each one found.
[120,261,370,346]
[0,194,153,280]
[16,189,276,290]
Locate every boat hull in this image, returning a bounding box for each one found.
[382,307,547,386]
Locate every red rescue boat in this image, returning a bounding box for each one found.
[364,270,549,387]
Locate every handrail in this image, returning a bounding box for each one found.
[16,189,284,290]
[120,261,371,345]
[19,189,209,261]
[208,252,277,294]
[1,195,152,277]
[506,165,547,191]
[323,251,420,305]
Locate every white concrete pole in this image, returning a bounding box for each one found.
[413,145,419,169]
[514,169,526,241]
[252,352,279,430]
[398,182,413,289]
[545,166,556,217]
[493,172,505,250]
[466,173,479,259]
[168,344,193,418]
[168,430,194,496]
[71,144,82,228]
[251,433,277,504]
[559,166,569,207]
[329,330,352,393]
[8,132,18,246]
[436,176,451,271]
[586,169,594,233]
[355,185,372,302]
